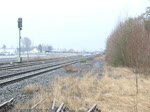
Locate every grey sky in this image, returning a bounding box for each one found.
[0,0,149,51]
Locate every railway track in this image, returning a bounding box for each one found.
[0,55,101,112]
[0,56,81,70]
[0,56,65,67]
[0,57,86,87]
[0,58,80,79]
[0,55,82,66]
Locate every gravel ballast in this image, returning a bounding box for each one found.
[0,57,105,107]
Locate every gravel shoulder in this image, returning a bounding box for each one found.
[0,57,105,106]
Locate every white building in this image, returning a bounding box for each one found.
[0,48,16,55]
[30,48,39,54]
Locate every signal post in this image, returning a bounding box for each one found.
[17,18,22,62]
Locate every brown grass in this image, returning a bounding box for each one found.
[15,66,150,112]
[23,84,43,94]
[97,55,105,60]
[64,65,81,73]
[92,54,105,60]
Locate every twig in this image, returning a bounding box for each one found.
[51,98,56,110]
[31,99,45,109]
[56,103,64,112]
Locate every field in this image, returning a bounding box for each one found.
[14,62,150,112]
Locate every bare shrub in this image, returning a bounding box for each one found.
[106,9,150,75]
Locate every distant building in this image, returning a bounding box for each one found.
[30,48,39,54]
[0,48,16,55]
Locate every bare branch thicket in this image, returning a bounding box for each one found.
[106,9,150,75]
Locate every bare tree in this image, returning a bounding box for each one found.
[2,44,6,51]
[144,7,150,32]
[22,37,32,58]
[106,9,150,75]
[22,37,31,52]
[47,45,53,51]
[38,44,42,53]
[41,44,53,52]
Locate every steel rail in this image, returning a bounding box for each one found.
[0,58,81,80]
[0,57,60,66]
[0,55,81,66]
[0,60,80,87]
[0,56,77,70]
[0,58,65,70]
[0,98,15,112]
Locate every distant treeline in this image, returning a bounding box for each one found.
[106,7,150,75]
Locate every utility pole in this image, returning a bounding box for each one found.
[18,18,22,62]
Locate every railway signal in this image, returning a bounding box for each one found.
[17,18,22,62]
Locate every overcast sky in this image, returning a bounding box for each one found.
[0,0,149,51]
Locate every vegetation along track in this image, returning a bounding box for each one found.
[0,56,81,70]
[0,56,89,87]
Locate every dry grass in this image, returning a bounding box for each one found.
[23,84,43,94]
[93,54,105,60]
[64,65,81,73]
[15,66,150,112]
